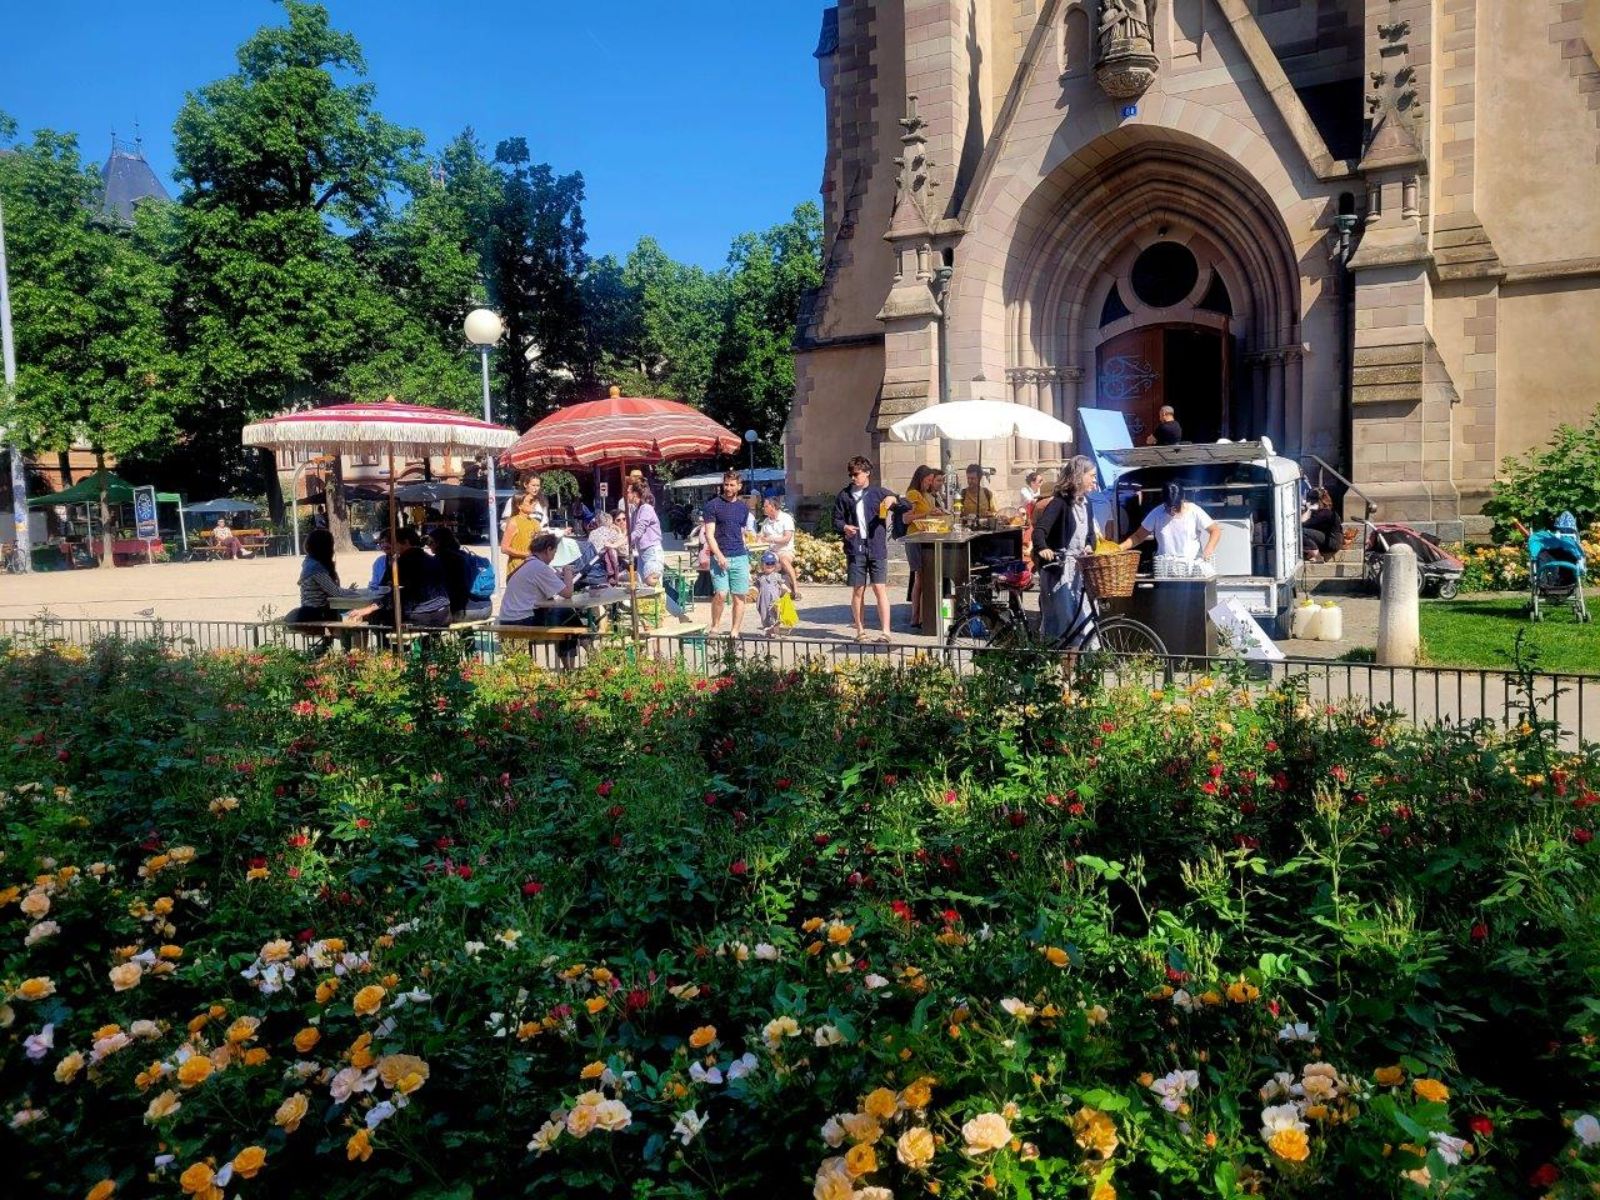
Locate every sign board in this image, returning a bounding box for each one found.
[598,481,610,500]
[1078,407,1135,488]
[133,486,159,541]
[1208,597,1284,662]
[1121,104,1138,119]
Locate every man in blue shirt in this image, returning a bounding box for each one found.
[701,470,753,635]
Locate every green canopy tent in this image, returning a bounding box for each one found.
[27,471,187,560]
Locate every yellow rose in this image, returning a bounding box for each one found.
[159,945,183,960]
[845,1142,878,1178]
[108,962,143,992]
[516,1021,541,1041]
[566,1103,599,1139]
[226,1016,261,1044]
[144,1089,182,1121]
[1374,1065,1404,1087]
[1267,1127,1311,1162]
[580,1060,606,1080]
[827,922,854,945]
[1042,945,1070,967]
[315,978,339,1005]
[15,976,56,1001]
[688,1025,717,1049]
[242,1047,269,1067]
[352,985,386,1016]
[20,890,50,919]
[231,1146,267,1179]
[802,917,824,933]
[900,1078,933,1110]
[260,939,292,963]
[178,1162,214,1196]
[293,1027,321,1054]
[838,1112,883,1144]
[322,937,345,953]
[86,1181,117,1200]
[377,1054,429,1091]
[585,996,608,1015]
[1073,1107,1120,1158]
[55,1051,86,1083]
[962,1112,1011,1154]
[863,1087,899,1121]
[346,1128,374,1162]
[0,887,17,907]
[1412,1079,1450,1103]
[177,1056,213,1087]
[896,1126,936,1169]
[1091,1182,1117,1200]
[1226,979,1260,1004]
[349,1032,376,1069]
[274,1093,309,1133]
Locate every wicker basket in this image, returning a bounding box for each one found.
[1075,549,1140,599]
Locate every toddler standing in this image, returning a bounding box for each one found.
[755,551,790,637]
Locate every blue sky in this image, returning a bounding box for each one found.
[1,1,827,269]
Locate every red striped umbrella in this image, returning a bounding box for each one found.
[501,387,742,469]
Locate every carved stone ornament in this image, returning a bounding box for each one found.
[1094,0,1159,101]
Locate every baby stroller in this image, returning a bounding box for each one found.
[1364,524,1466,599]
[1526,512,1590,622]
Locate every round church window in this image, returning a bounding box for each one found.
[1129,242,1200,309]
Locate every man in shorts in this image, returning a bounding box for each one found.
[701,470,753,635]
[832,456,901,642]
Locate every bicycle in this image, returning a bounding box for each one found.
[2,543,24,574]
[943,563,1033,652]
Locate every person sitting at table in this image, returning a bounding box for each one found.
[428,526,490,622]
[959,464,995,520]
[499,532,576,628]
[285,529,375,624]
[368,532,392,590]
[366,527,452,628]
[587,512,626,584]
[213,517,252,559]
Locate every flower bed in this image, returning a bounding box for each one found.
[0,640,1597,1198]
[792,531,847,584]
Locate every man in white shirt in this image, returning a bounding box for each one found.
[499,532,575,625]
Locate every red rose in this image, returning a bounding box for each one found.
[1395,805,1414,821]
[729,860,748,877]
[355,818,371,830]
[775,777,791,791]
[597,779,614,797]
[942,908,960,926]
[625,988,649,1012]
[1067,801,1086,817]
[1528,1164,1560,1188]
[1099,721,1116,734]
[942,789,958,805]
[882,774,899,787]
[1239,801,1258,816]
[288,833,309,848]
[522,881,544,896]
[297,927,316,942]
[455,865,472,880]
[1264,740,1278,752]
[1007,810,1027,828]
[287,866,301,880]
[813,833,831,847]
[607,805,625,820]
[847,871,864,887]
[1470,922,1489,942]
[56,748,70,762]
[1574,827,1595,845]
[248,856,267,870]
[890,900,913,922]
[1468,1115,1494,1137]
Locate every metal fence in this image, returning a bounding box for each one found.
[2,618,1594,747]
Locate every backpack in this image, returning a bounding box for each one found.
[890,500,908,540]
[466,552,495,600]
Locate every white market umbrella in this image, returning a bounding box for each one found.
[889,400,1072,514]
[888,399,1075,444]
[244,397,517,632]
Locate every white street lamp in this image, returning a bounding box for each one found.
[464,308,505,594]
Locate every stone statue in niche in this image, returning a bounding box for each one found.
[1095,0,1159,100]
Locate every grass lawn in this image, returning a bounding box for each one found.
[1420,593,1600,674]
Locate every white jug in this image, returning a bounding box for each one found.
[1316,600,1343,641]
[1290,600,1319,639]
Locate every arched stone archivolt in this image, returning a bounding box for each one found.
[966,128,1310,456]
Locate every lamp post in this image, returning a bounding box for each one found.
[743,428,758,479]
[464,308,505,595]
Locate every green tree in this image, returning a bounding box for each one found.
[167,0,424,522]
[0,126,183,566]
[705,202,822,465]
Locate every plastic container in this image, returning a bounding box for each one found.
[1290,599,1319,640]
[1315,600,1343,641]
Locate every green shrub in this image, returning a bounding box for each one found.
[0,640,1596,1198]
[1483,408,1600,540]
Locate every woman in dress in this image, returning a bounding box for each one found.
[502,492,541,579]
[1031,455,1101,642]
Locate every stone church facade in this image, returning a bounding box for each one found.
[787,0,1600,523]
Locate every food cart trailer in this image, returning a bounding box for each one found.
[1101,441,1303,639]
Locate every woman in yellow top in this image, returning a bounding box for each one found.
[903,465,948,631]
[502,492,541,578]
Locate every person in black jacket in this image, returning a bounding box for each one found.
[832,456,904,642]
[1030,455,1102,641]
[428,526,490,621]
[1300,487,1341,560]
[366,527,452,628]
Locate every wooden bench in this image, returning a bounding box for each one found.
[487,624,594,644]
[193,529,270,559]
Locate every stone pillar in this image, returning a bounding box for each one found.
[1283,347,1305,459]
[1376,543,1420,665]
[1266,351,1287,451]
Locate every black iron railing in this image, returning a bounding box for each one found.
[1,618,1593,747]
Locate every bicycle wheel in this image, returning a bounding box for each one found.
[1091,616,1168,658]
[945,604,1019,652]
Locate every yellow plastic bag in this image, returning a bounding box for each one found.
[1094,537,1121,554]
[776,593,799,627]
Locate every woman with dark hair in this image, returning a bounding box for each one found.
[428,526,490,621]
[1300,487,1341,561]
[286,529,373,624]
[903,464,948,631]
[1031,455,1101,639]
[1121,481,1221,565]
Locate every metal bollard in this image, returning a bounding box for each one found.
[1376,543,1420,665]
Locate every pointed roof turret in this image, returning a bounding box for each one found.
[100,134,170,222]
